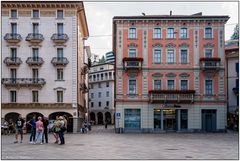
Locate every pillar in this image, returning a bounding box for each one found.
[161,110,164,130]
[73,117,79,133]
[177,109,181,131]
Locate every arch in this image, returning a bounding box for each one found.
[90,112,96,125]
[5,112,20,124]
[105,112,111,124]
[97,112,103,125]
[49,111,73,133]
[26,112,44,133]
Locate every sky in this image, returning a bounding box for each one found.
[84,2,239,59]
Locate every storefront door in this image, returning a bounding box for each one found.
[163,109,176,131]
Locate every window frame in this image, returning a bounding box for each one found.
[153,28,162,39]
[179,49,188,64]
[57,68,64,80]
[167,49,175,64]
[153,48,162,64]
[167,28,175,39]
[32,9,40,19]
[204,48,213,58]
[180,79,189,90]
[128,27,137,39]
[167,79,175,90]
[56,10,64,19]
[153,79,161,90]
[128,48,137,57]
[10,90,17,103]
[32,90,39,103]
[205,27,213,39]
[57,90,63,103]
[128,79,137,94]
[10,9,17,19]
[205,79,213,95]
[180,28,188,39]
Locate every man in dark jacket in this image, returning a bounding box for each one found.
[14,114,25,143]
[42,116,49,143]
[27,115,36,144]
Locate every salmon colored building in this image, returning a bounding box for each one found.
[113,13,229,133]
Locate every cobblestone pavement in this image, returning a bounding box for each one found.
[1,125,239,160]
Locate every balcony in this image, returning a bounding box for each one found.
[122,57,143,70]
[51,57,69,67]
[4,33,22,43]
[26,57,44,66]
[51,33,69,44]
[80,83,88,93]
[81,65,88,75]
[199,57,221,71]
[2,78,46,88]
[26,33,44,43]
[149,90,195,103]
[3,57,22,67]
[232,87,239,95]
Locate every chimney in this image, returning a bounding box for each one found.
[170,10,172,16]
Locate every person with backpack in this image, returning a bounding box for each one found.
[14,114,25,143]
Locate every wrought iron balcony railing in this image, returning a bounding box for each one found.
[199,57,221,71]
[80,83,88,93]
[149,90,195,103]
[51,57,69,67]
[26,33,44,43]
[122,57,143,70]
[4,33,22,43]
[26,57,44,66]
[2,78,46,88]
[3,57,22,66]
[51,33,69,44]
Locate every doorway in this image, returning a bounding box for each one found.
[202,110,216,132]
[163,109,176,131]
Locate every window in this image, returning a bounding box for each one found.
[106,101,109,107]
[57,48,63,58]
[205,27,212,38]
[106,82,109,87]
[32,69,38,79]
[91,102,94,107]
[205,49,213,58]
[128,49,137,57]
[11,23,17,34]
[180,28,187,38]
[10,69,16,79]
[97,74,99,81]
[205,80,213,95]
[129,80,137,94]
[167,49,175,63]
[154,80,161,90]
[167,80,175,90]
[33,23,39,34]
[153,49,161,63]
[180,109,188,129]
[11,9,17,18]
[153,28,161,39]
[106,91,110,97]
[99,102,101,107]
[57,23,64,34]
[98,92,101,98]
[91,93,94,99]
[11,48,17,58]
[167,28,174,38]
[98,83,101,88]
[32,48,39,60]
[57,10,64,19]
[236,62,239,74]
[180,49,188,64]
[57,69,63,80]
[93,75,96,81]
[32,10,39,18]
[32,91,38,102]
[101,74,104,80]
[129,28,136,39]
[181,80,188,90]
[57,91,63,102]
[10,91,16,102]
[100,67,104,70]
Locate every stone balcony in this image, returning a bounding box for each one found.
[51,33,69,44]
[3,57,22,67]
[51,57,69,67]
[26,33,44,43]
[2,78,46,88]
[122,57,143,71]
[26,57,44,66]
[80,83,88,93]
[149,90,195,103]
[4,33,22,43]
[199,57,221,71]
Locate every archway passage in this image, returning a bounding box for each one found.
[97,112,103,125]
[105,112,111,124]
[49,112,73,133]
[90,112,96,125]
[26,112,44,133]
[5,112,20,124]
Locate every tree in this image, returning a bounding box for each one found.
[98,55,106,64]
[231,24,239,40]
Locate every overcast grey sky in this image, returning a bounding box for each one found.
[84,2,238,58]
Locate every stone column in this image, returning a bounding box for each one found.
[161,110,164,130]
[73,117,78,133]
[177,109,181,131]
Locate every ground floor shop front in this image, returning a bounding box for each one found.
[115,103,226,133]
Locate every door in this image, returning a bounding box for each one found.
[32,48,39,61]
[163,109,176,131]
[11,48,17,60]
[32,69,38,83]
[202,110,216,132]
[57,23,63,35]
[33,23,39,34]
[11,23,17,34]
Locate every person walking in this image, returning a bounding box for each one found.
[53,116,60,144]
[57,116,65,145]
[63,115,68,133]
[8,119,14,134]
[14,114,25,143]
[34,116,44,144]
[27,115,36,144]
[105,120,108,129]
[42,116,49,144]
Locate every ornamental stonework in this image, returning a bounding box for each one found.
[1,10,9,16]
[40,10,55,17]
[18,10,31,17]
[65,10,75,17]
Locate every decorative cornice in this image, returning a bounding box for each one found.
[127,43,138,48]
[127,73,138,78]
[204,43,214,48]
[149,90,195,94]
[1,103,73,109]
[152,73,163,77]
[152,43,163,48]
[179,43,189,48]
[53,87,66,91]
[166,43,176,48]
[179,73,190,77]
[166,73,176,77]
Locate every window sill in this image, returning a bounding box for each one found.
[31,17,40,20]
[9,17,18,20]
[204,38,214,40]
[55,18,65,20]
[165,38,176,40]
[166,62,176,64]
[179,63,190,65]
[153,62,162,64]
[128,38,138,40]
[55,80,65,81]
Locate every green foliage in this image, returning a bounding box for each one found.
[231,24,239,40]
[98,55,106,64]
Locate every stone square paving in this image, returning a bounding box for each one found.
[1,125,239,160]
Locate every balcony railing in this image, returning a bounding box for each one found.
[26,33,44,43]
[4,33,22,43]
[149,90,195,103]
[80,83,88,93]
[122,57,143,70]
[199,57,221,71]
[3,57,22,66]
[2,78,46,88]
[81,65,88,75]
[26,57,44,66]
[51,57,69,67]
[51,33,69,44]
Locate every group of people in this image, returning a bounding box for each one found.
[14,114,67,145]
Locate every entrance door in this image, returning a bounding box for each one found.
[163,109,176,131]
[202,110,216,132]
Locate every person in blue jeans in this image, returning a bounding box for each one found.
[27,115,36,144]
[57,116,65,145]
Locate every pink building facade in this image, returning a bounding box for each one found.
[113,13,229,132]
